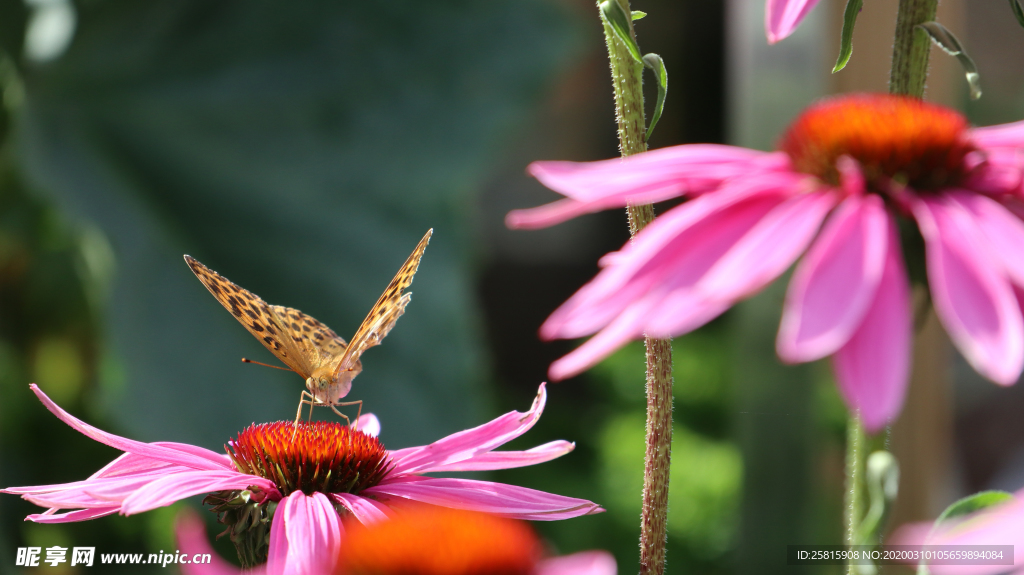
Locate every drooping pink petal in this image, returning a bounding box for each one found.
[27,507,119,523]
[832,217,912,432]
[542,172,809,341]
[351,413,380,438]
[507,147,788,229]
[971,120,1024,149]
[952,192,1024,288]
[536,551,618,575]
[684,188,839,316]
[542,178,830,378]
[120,470,277,516]
[267,492,343,575]
[18,471,185,509]
[428,440,575,472]
[331,493,392,525]
[176,510,262,575]
[390,384,549,475]
[27,384,230,472]
[365,477,603,520]
[778,194,888,362]
[766,0,822,44]
[913,195,1024,385]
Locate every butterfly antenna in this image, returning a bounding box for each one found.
[241,358,295,372]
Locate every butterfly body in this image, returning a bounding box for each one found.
[184,229,432,415]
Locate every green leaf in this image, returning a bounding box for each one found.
[917,21,982,100]
[833,0,863,73]
[642,53,667,141]
[600,0,643,64]
[1011,0,1024,28]
[631,10,646,20]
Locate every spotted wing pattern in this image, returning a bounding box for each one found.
[184,255,349,378]
[333,229,432,376]
[270,305,351,371]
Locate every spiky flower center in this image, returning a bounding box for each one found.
[227,421,392,496]
[335,507,541,575]
[780,94,974,191]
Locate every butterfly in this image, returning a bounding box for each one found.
[184,229,432,426]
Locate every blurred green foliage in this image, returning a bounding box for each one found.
[0,0,580,570]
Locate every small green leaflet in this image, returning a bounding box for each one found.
[917,21,982,100]
[631,10,646,20]
[643,54,667,141]
[833,0,863,73]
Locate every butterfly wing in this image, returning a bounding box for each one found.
[184,255,341,379]
[332,229,432,377]
[270,304,352,372]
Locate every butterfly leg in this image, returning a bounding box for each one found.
[292,391,318,440]
[328,404,351,426]
[330,400,363,431]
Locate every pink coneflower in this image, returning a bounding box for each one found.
[174,506,616,575]
[507,93,1024,432]
[3,384,602,574]
[766,0,821,44]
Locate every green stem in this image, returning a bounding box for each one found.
[845,416,866,575]
[598,3,674,574]
[889,0,940,97]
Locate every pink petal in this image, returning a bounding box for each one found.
[351,413,380,438]
[267,492,343,575]
[330,493,392,525]
[778,194,889,362]
[971,120,1024,149]
[913,196,1024,384]
[27,507,119,523]
[766,0,822,44]
[27,384,230,471]
[427,440,575,472]
[120,470,276,515]
[893,492,1024,575]
[536,551,618,575]
[390,384,549,475]
[832,218,912,432]
[686,189,839,317]
[19,471,183,509]
[543,172,807,341]
[963,148,1024,196]
[364,477,603,520]
[953,192,1024,288]
[507,147,786,229]
[176,510,260,575]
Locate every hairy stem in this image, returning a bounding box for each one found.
[845,416,866,575]
[890,0,939,97]
[598,3,674,574]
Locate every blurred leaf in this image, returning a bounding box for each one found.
[917,21,981,100]
[631,10,646,20]
[833,0,863,73]
[12,0,579,447]
[934,490,1013,524]
[1011,0,1024,29]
